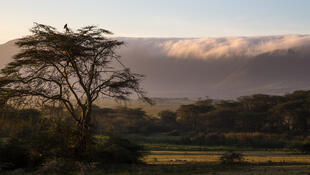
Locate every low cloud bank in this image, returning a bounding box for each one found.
[157,35,310,59]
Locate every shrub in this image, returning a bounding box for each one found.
[0,116,77,171]
[35,159,78,175]
[0,138,41,171]
[92,136,149,165]
[220,151,244,165]
[25,117,77,160]
[299,143,310,154]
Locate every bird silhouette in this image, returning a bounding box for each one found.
[64,24,69,32]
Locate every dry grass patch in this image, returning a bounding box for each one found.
[145,151,310,165]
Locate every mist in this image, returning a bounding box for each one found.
[159,35,310,60]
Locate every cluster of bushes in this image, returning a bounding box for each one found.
[93,136,148,164]
[0,107,147,173]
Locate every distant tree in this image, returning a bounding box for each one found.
[206,109,238,132]
[158,110,177,131]
[98,107,153,134]
[271,100,310,133]
[215,100,242,112]
[176,101,214,132]
[158,110,176,124]
[237,112,268,132]
[238,94,283,113]
[0,23,149,158]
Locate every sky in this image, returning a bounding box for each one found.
[1,0,310,44]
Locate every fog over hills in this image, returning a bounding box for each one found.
[1,35,310,99]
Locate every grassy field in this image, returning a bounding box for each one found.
[88,150,310,174]
[145,150,310,164]
[143,143,253,151]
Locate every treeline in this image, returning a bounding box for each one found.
[90,90,310,148]
[92,90,310,136]
[1,90,310,149]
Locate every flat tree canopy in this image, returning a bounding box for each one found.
[0,23,149,155]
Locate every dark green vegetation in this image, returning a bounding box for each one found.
[92,90,310,150]
[0,107,148,173]
[1,90,310,174]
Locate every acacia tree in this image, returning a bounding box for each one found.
[0,23,149,157]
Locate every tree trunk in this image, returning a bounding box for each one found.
[76,110,92,159]
[77,123,88,154]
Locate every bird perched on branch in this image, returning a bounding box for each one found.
[64,24,69,32]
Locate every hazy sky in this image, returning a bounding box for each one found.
[1,0,310,44]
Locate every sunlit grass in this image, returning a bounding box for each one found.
[144,151,310,165]
[142,143,270,151]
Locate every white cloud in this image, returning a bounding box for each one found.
[157,35,310,59]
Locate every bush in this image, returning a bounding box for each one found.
[0,138,42,171]
[1,122,148,173]
[35,159,78,175]
[220,151,244,165]
[92,136,149,165]
[25,117,77,160]
[299,143,310,154]
[0,116,77,171]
